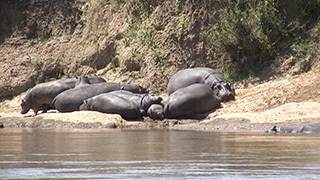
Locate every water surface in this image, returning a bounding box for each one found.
[0,128,319,179]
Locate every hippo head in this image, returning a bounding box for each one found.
[138,85,147,93]
[212,81,235,102]
[79,100,91,110]
[20,99,31,114]
[141,94,163,111]
[147,104,165,120]
[75,75,91,87]
[121,84,147,93]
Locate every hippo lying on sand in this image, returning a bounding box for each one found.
[20,75,93,116]
[147,104,165,120]
[167,67,235,102]
[79,90,162,120]
[267,123,320,134]
[164,83,220,119]
[54,83,146,113]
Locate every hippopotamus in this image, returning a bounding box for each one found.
[79,90,162,120]
[267,123,320,134]
[164,83,220,119]
[167,67,235,102]
[74,75,91,87]
[147,104,165,120]
[20,75,106,116]
[63,75,106,88]
[20,75,89,116]
[53,83,146,113]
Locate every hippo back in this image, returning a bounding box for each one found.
[268,123,320,133]
[108,90,143,104]
[21,81,71,115]
[164,83,220,118]
[167,67,235,102]
[107,90,162,115]
[167,68,210,95]
[80,93,141,120]
[53,82,143,112]
[62,75,106,88]
[31,81,71,103]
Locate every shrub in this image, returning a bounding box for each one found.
[207,0,289,75]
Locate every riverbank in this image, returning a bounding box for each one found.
[1,71,319,132]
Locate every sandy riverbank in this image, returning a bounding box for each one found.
[1,71,320,132]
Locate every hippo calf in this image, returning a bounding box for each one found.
[267,123,320,134]
[79,90,162,120]
[54,83,146,113]
[164,83,220,119]
[167,67,235,102]
[147,104,165,120]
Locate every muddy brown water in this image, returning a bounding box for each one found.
[0,128,319,179]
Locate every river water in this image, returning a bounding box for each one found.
[0,128,319,180]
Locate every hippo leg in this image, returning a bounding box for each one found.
[32,106,39,116]
[42,104,48,113]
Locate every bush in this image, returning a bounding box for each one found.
[203,0,320,81]
[207,0,288,75]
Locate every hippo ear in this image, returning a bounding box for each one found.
[139,85,146,93]
[83,100,88,104]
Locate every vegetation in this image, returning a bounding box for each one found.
[203,0,320,81]
[121,0,320,82]
[122,0,188,67]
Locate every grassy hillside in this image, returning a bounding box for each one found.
[0,0,319,99]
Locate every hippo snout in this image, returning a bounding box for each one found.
[214,83,235,102]
[20,109,28,114]
[20,100,30,114]
[220,93,235,102]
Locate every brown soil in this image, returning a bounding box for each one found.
[0,1,319,131]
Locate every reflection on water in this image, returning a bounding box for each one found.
[0,128,319,179]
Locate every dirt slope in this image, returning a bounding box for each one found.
[0,0,319,131]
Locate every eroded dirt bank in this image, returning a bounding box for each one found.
[1,71,319,131]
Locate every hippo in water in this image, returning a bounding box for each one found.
[20,75,91,116]
[53,83,146,113]
[267,123,320,134]
[79,90,162,120]
[167,67,235,102]
[164,83,220,119]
